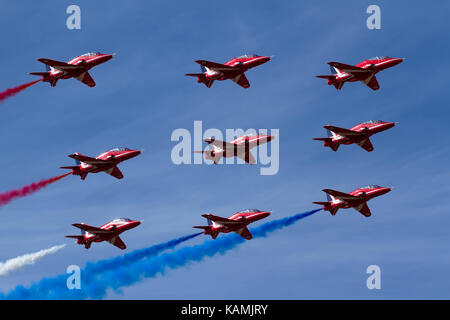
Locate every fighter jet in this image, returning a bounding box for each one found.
[313,186,391,217]
[316,56,403,90]
[60,147,141,180]
[30,52,114,87]
[193,209,270,240]
[186,54,271,88]
[194,135,275,164]
[66,218,141,250]
[313,120,396,152]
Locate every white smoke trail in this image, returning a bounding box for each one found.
[0,244,66,276]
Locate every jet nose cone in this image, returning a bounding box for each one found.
[260,211,271,218]
[391,58,403,66]
[384,122,397,129]
[101,54,114,62]
[380,187,392,195]
[131,220,142,228]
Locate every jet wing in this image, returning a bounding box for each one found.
[353,202,372,217]
[104,166,124,180]
[38,58,83,72]
[202,214,245,227]
[232,73,250,89]
[324,125,365,138]
[195,60,238,73]
[108,236,127,250]
[328,62,371,75]
[75,72,96,87]
[72,223,113,235]
[322,189,361,205]
[234,226,253,240]
[362,75,380,91]
[237,151,256,164]
[356,138,374,152]
[323,190,371,217]
[68,154,113,165]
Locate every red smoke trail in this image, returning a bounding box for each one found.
[0,173,70,207]
[0,79,41,103]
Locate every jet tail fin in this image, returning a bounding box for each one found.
[193,216,218,239]
[30,61,57,85]
[192,215,213,230]
[313,193,339,215]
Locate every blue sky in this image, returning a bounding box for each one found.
[0,0,449,299]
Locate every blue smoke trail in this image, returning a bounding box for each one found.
[2,209,320,300]
[1,232,202,300]
[84,232,202,274]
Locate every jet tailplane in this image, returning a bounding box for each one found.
[313,200,338,215]
[313,137,339,151]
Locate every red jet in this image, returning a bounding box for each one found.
[194,135,275,164]
[66,218,141,250]
[313,120,396,152]
[316,56,403,90]
[186,54,271,88]
[193,209,270,240]
[313,186,391,217]
[30,52,114,87]
[60,147,141,180]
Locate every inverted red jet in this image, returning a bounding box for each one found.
[186,54,271,88]
[194,135,275,164]
[316,56,403,90]
[313,120,396,152]
[60,147,141,180]
[30,52,114,87]
[313,186,391,217]
[193,209,270,240]
[66,218,141,249]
